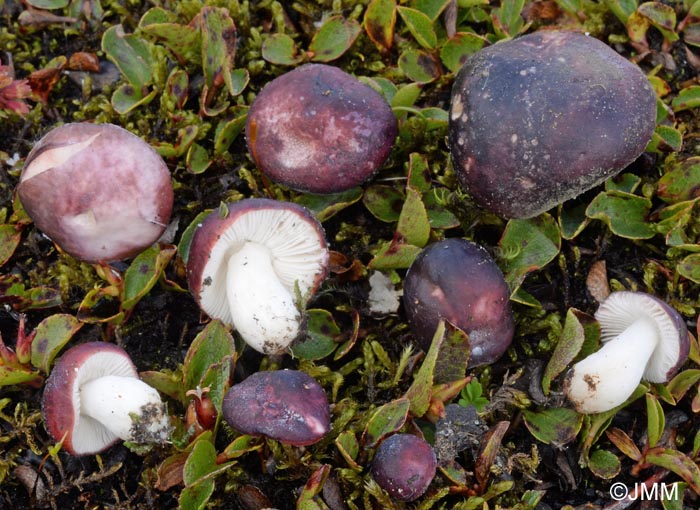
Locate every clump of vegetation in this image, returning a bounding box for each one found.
[2,0,700,509]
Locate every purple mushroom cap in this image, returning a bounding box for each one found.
[403,238,514,367]
[449,30,657,219]
[222,370,330,446]
[371,433,437,502]
[17,122,173,262]
[246,63,398,193]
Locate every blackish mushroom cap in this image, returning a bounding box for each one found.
[246,63,398,193]
[17,122,173,262]
[221,370,330,446]
[448,30,657,219]
[371,433,437,502]
[41,342,137,456]
[402,238,514,367]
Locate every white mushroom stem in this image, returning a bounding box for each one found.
[227,242,300,354]
[566,318,657,414]
[80,375,170,443]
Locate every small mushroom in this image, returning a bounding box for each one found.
[246,63,398,193]
[41,342,171,456]
[449,30,657,218]
[402,238,514,367]
[564,291,689,414]
[371,433,437,502]
[187,199,329,354]
[221,370,330,446]
[17,122,174,262]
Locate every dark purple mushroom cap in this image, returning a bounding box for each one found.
[186,199,329,354]
[403,238,514,367]
[17,122,174,262]
[371,433,437,502]
[222,370,330,446]
[449,30,657,219]
[565,291,689,414]
[246,63,398,193]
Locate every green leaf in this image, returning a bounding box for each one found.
[363,185,405,222]
[102,25,154,88]
[391,82,423,109]
[364,0,397,52]
[492,0,527,39]
[677,253,700,283]
[122,245,177,311]
[0,224,21,267]
[187,143,212,174]
[646,394,665,448]
[261,33,303,65]
[228,68,249,96]
[200,7,237,100]
[361,398,410,447]
[398,49,441,83]
[0,365,41,386]
[586,191,655,239]
[335,430,361,470]
[111,84,157,115]
[667,369,700,401]
[397,6,437,49]
[499,213,561,291]
[646,448,700,493]
[183,320,236,391]
[140,21,201,65]
[434,322,471,384]
[638,1,679,42]
[178,210,212,264]
[291,309,340,360]
[183,438,218,486]
[295,188,363,222]
[25,0,69,8]
[413,0,451,20]
[542,309,598,395]
[523,407,583,447]
[587,448,621,479]
[179,480,214,510]
[604,0,638,24]
[30,314,83,374]
[214,109,248,156]
[559,202,589,240]
[397,187,430,247]
[647,125,683,153]
[407,152,431,193]
[222,434,262,459]
[309,16,361,62]
[369,240,422,269]
[672,85,700,112]
[404,320,443,416]
[657,157,700,203]
[440,32,486,72]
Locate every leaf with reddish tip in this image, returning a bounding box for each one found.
[309,16,361,62]
[667,369,700,402]
[297,464,330,509]
[0,365,42,386]
[122,244,177,311]
[30,314,82,374]
[199,7,237,110]
[646,448,700,494]
[364,0,396,52]
[335,431,361,470]
[606,427,642,461]
[475,421,510,490]
[361,398,410,448]
[0,224,21,268]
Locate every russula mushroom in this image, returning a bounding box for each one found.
[449,30,657,218]
[186,198,329,354]
[17,122,173,262]
[402,238,514,367]
[564,291,689,414]
[371,433,437,502]
[222,370,330,446]
[246,63,398,193]
[41,342,170,456]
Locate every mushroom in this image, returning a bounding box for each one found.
[186,198,329,354]
[246,63,398,193]
[41,342,171,456]
[371,433,437,502]
[564,291,689,414]
[449,30,657,218]
[221,369,330,446]
[17,122,174,262]
[402,238,514,367]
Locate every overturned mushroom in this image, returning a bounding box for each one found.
[187,199,329,354]
[17,122,173,262]
[41,342,171,456]
[564,291,689,414]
